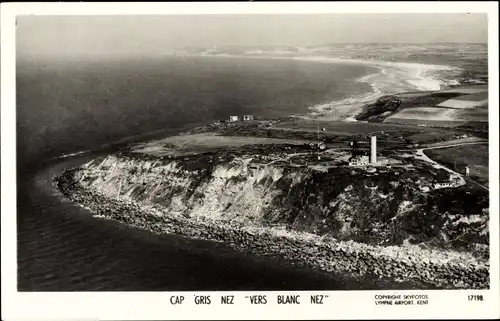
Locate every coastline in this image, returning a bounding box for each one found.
[19,54,487,291]
[53,165,489,290]
[182,53,462,120]
[52,139,490,290]
[20,153,375,291]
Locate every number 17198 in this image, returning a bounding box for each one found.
[468,295,484,301]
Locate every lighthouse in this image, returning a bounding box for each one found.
[370,136,377,164]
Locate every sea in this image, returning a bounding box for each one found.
[16,54,452,291]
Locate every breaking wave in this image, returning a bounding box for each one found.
[183,52,463,121]
[196,53,462,120]
[295,57,462,120]
[50,149,91,160]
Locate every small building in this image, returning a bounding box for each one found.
[348,155,369,167]
[465,166,470,176]
[243,115,254,121]
[433,173,461,189]
[434,181,452,189]
[449,174,461,184]
[309,142,326,151]
[420,185,431,192]
[229,116,239,122]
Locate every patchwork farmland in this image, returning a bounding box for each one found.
[437,92,488,109]
[357,85,491,128]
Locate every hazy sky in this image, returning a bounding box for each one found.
[17,14,487,59]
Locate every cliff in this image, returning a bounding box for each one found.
[54,149,489,289]
[76,153,488,249]
[355,95,402,121]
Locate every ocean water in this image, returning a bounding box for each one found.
[17,55,375,168]
[17,55,428,291]
[19,152,426,291]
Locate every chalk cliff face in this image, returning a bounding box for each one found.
[75,153,488,254]
[54,150,490,289]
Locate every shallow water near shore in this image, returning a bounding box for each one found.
[18,151,431,291]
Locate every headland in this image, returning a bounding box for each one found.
[53,85,490,289]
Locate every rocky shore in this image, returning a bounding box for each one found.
[54,167,489,289]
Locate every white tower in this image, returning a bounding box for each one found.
[370,136,377,164]
[465,166,470,176]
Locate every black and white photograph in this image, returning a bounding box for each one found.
[2,2,499,320]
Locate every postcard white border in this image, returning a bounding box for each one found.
[2,2,499,320]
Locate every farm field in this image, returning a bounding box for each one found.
[396,92,463,109]
[451,92,489,101]
[131,133,310,157]
[354,85,489,127]
[425,136,486,148]
[453,108,489,122]
[439,85,488,94]
[385,107,459,121]
[407,130,462,144]
[425,144,489,187]
[384,117,467,128]
[271,119,430,135]
[385,106,488,125]
[438,97,488,109]
[392,107,455,119]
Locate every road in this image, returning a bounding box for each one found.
[414,141,489,191]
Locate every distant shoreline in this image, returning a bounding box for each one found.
[180,52,460,89]
[176,53,462,121]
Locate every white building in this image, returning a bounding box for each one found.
[348,155,369,167]
[449,174,461,184]
[434,181,452,189]
[420,186,431,192]
[433,174,462,189]
[243,115,254,121]
[311,142,326,150]
[229,116,239,122]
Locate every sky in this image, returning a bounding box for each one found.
[17,14,488,59]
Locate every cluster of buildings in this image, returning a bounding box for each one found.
[309,141,327,151]
[228,115,254,122]
[419,173,464,192]
[342,134,469,193]
[348,136,378,167]
[213,115,254,125]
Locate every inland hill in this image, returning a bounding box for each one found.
[55,95,489,290]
